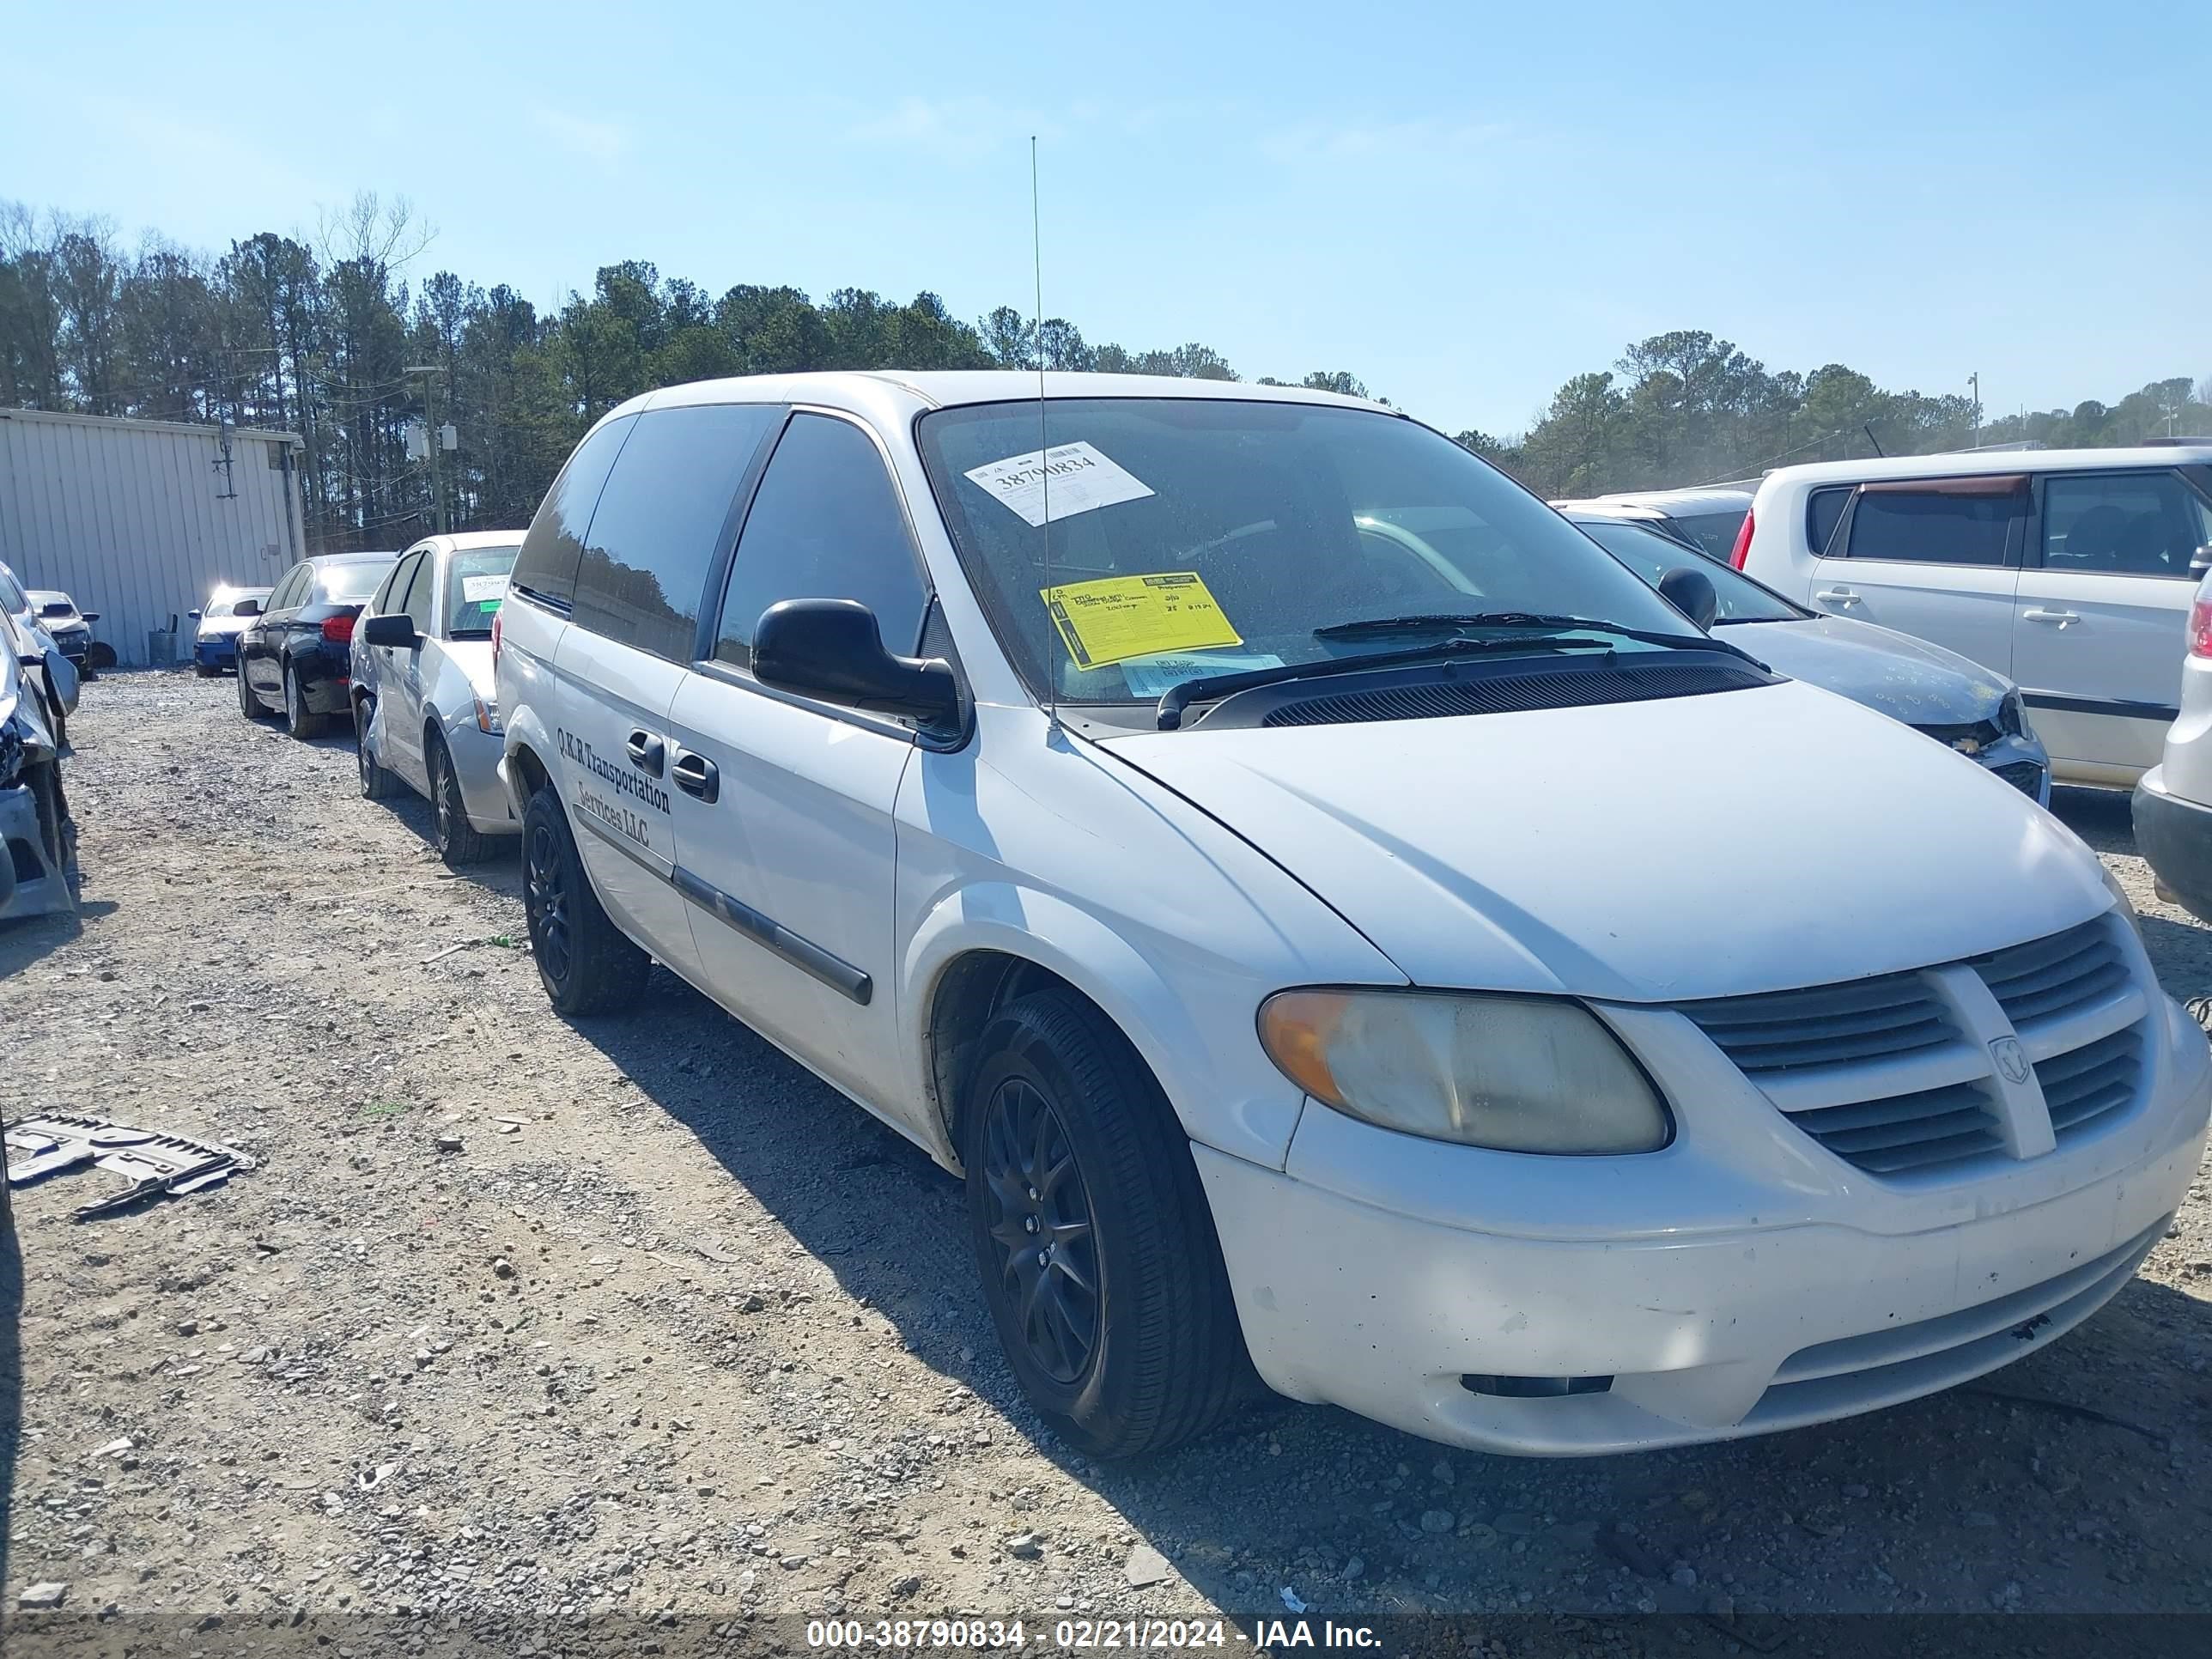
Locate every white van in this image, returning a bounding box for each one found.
[1735,446,2212,787]
[493,374,2210,1457]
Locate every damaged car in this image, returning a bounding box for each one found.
[0,599,81,921]
[1562,507,2051,804]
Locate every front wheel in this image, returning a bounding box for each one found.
[963,988,1249,1457]
[355,699,399,799]
[428,733,492,866]
[521,784,650,1015]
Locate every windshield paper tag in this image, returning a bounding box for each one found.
[1040,573,1242,669]
[1118,650,1285,698]
[964,441,1154,527]
[461,574,510,604]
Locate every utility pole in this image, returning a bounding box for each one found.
[1968,372,1981,448]
[403,364,450,533]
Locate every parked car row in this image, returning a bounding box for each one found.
[200,372,2212,1467]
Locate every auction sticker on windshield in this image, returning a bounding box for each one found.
[1119,649,1285,698]
[1041,572,1242,669]
[461,574,509,604]
[963,441,1154,526]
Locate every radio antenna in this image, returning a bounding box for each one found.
[1032,134,1059,732]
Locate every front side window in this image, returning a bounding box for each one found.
[1576,521,1802,623]
[573,403,782,661]
[715,414,932,667]
[915,398,1697,705]
[2042,471,2212,578]
[1843,480,2025,567]
[511,414,635,607]
[270,567,308,610]
[0,568,25,612]
[445,544,520,638]
[402,555,438,632]
[378,552,425,618]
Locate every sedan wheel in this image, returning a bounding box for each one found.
[284,663,326,738]
[428,735,491,866]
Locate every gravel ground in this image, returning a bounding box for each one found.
[5,671,2212,1645]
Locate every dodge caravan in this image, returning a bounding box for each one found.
[494,373,2210,1457]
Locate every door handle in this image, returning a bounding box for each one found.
[1813,586,1861,607]
[2022,608,2080,626]
[672,750,720,803]
[625,730,665,775]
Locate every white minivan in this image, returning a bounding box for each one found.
[494,374,2210,1457]
[1735,445,2212,787]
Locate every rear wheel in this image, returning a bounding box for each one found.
[237,659,264,720]
[283,662,326,739]
[428,732,492,866]
[355,699,399,799]
[962,988,1249,1457]
[521,784,649,1015]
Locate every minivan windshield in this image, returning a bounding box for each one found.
[916,398,1701,708]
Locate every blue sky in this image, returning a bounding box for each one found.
[4,0,2206,436]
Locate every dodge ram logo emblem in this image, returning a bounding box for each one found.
[1990,1036,2032,1085]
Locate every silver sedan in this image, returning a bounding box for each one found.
[350,532,524,864]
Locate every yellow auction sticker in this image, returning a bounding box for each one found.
[1040,573,1243,669]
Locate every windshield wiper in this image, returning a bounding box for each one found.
[1155,634,1613,730]
[1316,610,1768,667]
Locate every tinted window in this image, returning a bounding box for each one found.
[1662,509,1747,561]
[1844,487,2021,567]
[319,560,392,603]
[0,568,24,611]
[270,567,308,610]
[367,556,415,616]
[447,545,519,637]
[511,415,635,607]
[573,404,781,661]
[2043,471,2212,578]
[715,414,933,667]
[1807,487,1852,557]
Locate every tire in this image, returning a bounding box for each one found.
[238,659,270,720]
[521,783,649,1015]
[283,661,326,739]
[428,732,492,866]
[355,699,400,799]
[194,659,216,678]
[962,988,1249,1458]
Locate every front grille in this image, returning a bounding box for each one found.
[1913,716,2004,753]
[1969,920,2130,1031]
[1678,915,2148,1179]
[1993,760,2044,798]
[2037,1025,2140,1139]
[1685,972,1954,1074]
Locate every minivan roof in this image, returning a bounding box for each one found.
[1766,444,2212,488]
[623,369,1392,422]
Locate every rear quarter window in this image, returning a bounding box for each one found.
[1806,487,1851,558]
[510,415,636,609]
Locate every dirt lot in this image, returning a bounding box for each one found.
[6,670,2212,1644]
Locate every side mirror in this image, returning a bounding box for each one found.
[361,613,419,649]
[188,610,203,620]
[1658,566,1719,631]
[2191,544,2212,578]
[753,599,960,729]
[81,611,100,623]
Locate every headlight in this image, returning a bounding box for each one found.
[1256,988,1672,1153]
[473,696,502,735]
[1997,690,2034,741]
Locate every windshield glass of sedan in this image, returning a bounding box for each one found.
[319,561,392,603]
[1577,521,1802,623]
[446,545,520,636]
[916,398,1700,704]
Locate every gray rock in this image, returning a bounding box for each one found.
[1125,1544,1170,1588]
[19,1582,69,1609]
[1419,1509,1455,1534]
[1006,1530,1043,1559]
[1670,1565,1698,1589]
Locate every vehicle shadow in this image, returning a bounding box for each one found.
[556,976,2212,1617]
[0,899,120,975]
[323,729,523,896]
[0,1186,17,1601]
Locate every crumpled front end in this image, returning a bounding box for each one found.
[0,698,80,922]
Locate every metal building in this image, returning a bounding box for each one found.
[0,408,306,667]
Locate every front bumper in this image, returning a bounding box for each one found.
[2135,766,2212,923]
[1973,732,2051,808]
[194,634,240,669]
[0,775,75,921]
[443,718,521,836]
[1198,992,2210,1455]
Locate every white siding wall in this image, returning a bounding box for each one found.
[0,410,305,666]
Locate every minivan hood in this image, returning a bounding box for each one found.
[1099,678,2107,1003]
[1724,614,2009,725]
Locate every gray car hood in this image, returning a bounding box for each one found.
[1719,614,2008,724]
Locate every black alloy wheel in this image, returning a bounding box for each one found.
[978,1076,1102,1384]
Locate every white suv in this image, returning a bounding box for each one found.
[1735,446,2212,787]
[493,373,2209,1458]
